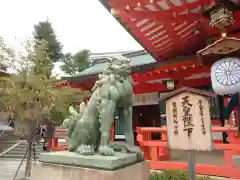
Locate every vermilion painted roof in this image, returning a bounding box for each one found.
[99,0,240,62]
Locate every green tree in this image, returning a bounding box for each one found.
[0,38,85,179]
[33,20,63,62]
[60,49,90,75]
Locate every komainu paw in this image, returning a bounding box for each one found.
[98,145,115,156]
[76,145,95,155]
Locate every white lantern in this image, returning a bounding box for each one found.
[211,57,240,95]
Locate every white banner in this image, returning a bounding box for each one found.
[133,92,159,106]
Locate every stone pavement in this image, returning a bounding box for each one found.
[0,158,233,180]
[0,158,26,180]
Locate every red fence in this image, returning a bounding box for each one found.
[52,127,240,178]
[50,128,67,151]
[51,121,115,151]
[51,111,240,179]
[137,126,240,179]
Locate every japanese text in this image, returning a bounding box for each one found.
[181,96,194,137]
[172,102,178,135]
[198,99,206,135]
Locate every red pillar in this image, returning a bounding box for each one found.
[225,95,240,156]
[111,121,115,141]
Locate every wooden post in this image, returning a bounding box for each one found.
[188,151,196,180]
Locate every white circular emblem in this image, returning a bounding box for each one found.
[215,60,240,86]
[211,57,240,95]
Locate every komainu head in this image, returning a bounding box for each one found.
[105,55,131,77]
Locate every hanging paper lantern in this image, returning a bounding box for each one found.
[211,57,240,95]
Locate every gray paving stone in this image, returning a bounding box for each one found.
[0,159,26,180]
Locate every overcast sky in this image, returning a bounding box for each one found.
[0,0,142,54]
[0,0,143,76]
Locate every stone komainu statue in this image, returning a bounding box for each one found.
[62,55,142,157]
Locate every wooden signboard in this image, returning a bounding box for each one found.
[161,87,215,151]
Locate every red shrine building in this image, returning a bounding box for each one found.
[55,1,240,178]
[59,48,219,140]
[60,50,162,139]
[57,0,240,140]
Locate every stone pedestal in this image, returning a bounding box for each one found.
[31,151,150,180]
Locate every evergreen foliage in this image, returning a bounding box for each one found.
[33,20,63,62]
[60,49,91,75]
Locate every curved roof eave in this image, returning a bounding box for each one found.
[98,0,160,61]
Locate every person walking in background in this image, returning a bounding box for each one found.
[40,124,48,151]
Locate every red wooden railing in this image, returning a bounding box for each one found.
[51,121,115,151]
[51,128,68,151]
[137,126,240,179]
[52,125,240,178]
